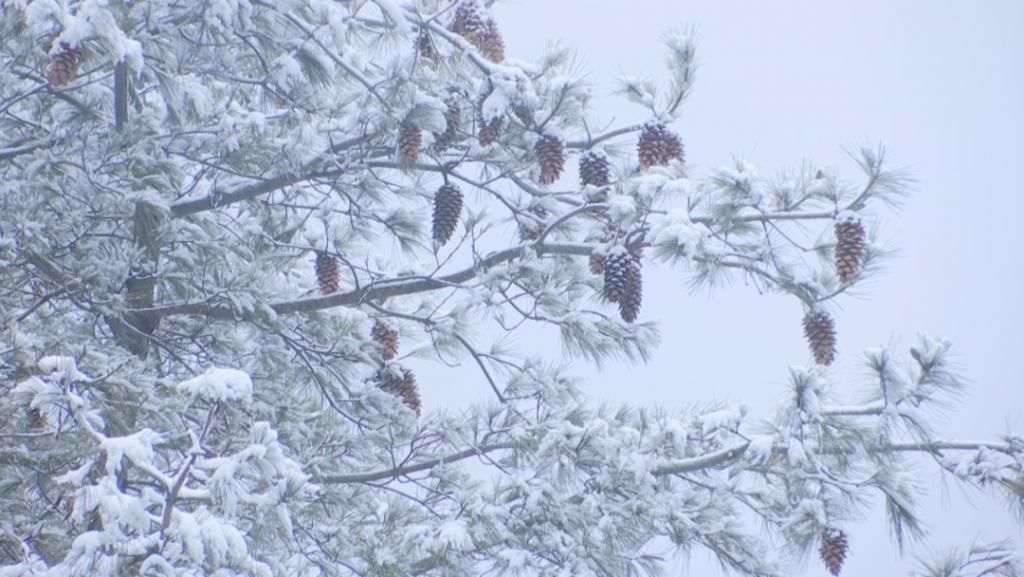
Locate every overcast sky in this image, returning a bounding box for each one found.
[426,1,1024,575]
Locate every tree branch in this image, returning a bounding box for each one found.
[652,442,751,476]
[317,441,516,484]
[140,241,594,320]
[170,168,345,218]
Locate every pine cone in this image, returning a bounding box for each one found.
[432,183,463,245]
[315,251,340,295]
[535,134,566,185]
[803,310,836,366]
[618,270,643,323]
[476,18,505,63]
[46,43,80,87]
[589,253,605,275]
[819,527,849,576]
[451,1,486,39]
[478,115,503,146]
[433,91,463,153]
[603,247,643,322]
[398,122,422,166]
[637,123,685,169]
[377,367,422,416]
[416,30,438,61]
[834,217,866,284]
[372,321,399,360]
[580,150,611,190]
[450,1,504,62]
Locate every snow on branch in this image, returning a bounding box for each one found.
[177,367,253,404]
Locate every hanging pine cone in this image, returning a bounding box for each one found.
[416,30,438,61]
[803,310,836,366]
[450,1,503,62]
[535,134,566,185]
[432,183,463,245]
[476,18,505,63]
[834,216,866,284]
[433,91,463,153]
[315,251,340,295]
[372,321,399,360]
[451,1,485,40]
[377,367,422,416]
[819,527,849,576]
[398,122,422,166]
[478,114,503,146]
[603,247,643,322]
[580,150,612,190]
[46,43,80,87]
[637,122,685,169]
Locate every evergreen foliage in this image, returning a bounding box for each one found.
[0,2,1020,576]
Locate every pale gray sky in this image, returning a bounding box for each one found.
[428,1,1024,575]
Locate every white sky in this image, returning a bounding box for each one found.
[425,1,1024,575]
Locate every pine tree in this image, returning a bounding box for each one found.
[0,4,1019,577]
